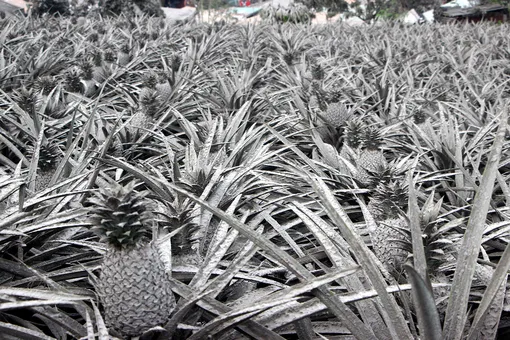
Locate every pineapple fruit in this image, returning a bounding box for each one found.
[117,43,131,66]
[87,181,175,337]
[128,88,161,134]
[26,138,62,192]
[33,75,66,118]
[78,61,98,97]
[367,181,410,276]
[355,127,387,186]
[320,101,352,129]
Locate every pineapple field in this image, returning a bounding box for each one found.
[1,8,510,340]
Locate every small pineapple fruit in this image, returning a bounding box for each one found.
[355,127,387,185]
[156,72,173,101]
[26,139,62,192]
[117,43,131,66]
[103,46,117,67]
[64,67,84,100]
[87,182,175,337]
[320,102,352,128]
[79,61,98,97]
[367,181,410,276]
[34,75,58,98]
[90,52,107,83]
[128,88,161,134]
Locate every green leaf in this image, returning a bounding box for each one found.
[442,109,508,340]
[405,265,442,340]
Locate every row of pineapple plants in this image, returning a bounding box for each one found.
[0,10,509,340]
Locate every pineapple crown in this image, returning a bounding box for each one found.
[422,220,454,274]
[367,164,401,189]
[167,53,182,73]
[343,119,366,149]
[413,109,427,125]
[139,88,161,116]
[80,61,94,81]
[104,48,116,63]
[16,87,36,114]
[64,67,84,93]
[91,51,102,67]
[120,43,130,54]
[141,72,159,89]
[370,181,408,220]
[362,127,384,151]
[157,71,170,84]
[311,62,324,81]
[34,76,58,96]
[87,181,152,250]
[155,202,200,256]
[27,138,62,171]
[327,90,341,104]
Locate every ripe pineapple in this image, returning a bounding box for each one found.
[367,181,410,276]
[128,89,161,134]
[87,181,175,337]
[355,127,387,185]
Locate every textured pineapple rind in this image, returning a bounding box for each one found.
[97,243,175,337]
[369,217,409,272]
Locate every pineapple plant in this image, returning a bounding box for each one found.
[168,219,203,267]
[63,66,84,100]
[339,118,365,161]
[128,88,162,134]
[33,75,67,118]
[367,180,410,276]
[310,58,324,81]
[32,0,70,16]
[79,60,98,97]
[14,87,37,116]
[117,43,131,67]
[167,52,182,75]
[26,138,62,192]
[355,127,387,186]
[87,181,175,337]
[156,72,173,102]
